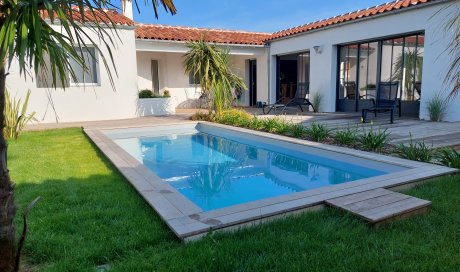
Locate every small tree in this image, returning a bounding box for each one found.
[184,39,246,114]
[0,1,176,271]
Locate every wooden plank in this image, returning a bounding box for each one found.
[373,206,430,229]
[343,193,411,213]
[326,188,392,207]
[326,188,431,226]
[360,197,431,222]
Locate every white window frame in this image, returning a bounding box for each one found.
[69,46,101,87]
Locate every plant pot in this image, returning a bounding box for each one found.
[137,97,175,116]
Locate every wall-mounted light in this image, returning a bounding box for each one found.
[313,45,322,54]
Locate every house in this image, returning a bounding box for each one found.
[6,0,460,123]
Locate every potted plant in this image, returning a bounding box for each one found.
[137,89,175,116]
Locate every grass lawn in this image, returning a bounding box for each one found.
[9,128,460,271]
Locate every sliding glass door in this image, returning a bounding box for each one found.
[337,33,424,115]
[298,52,310,99]
[276,51,310,103]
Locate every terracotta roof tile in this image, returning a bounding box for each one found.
[135,24,271,45]
[267,0,439,41]
[41,8,134,26]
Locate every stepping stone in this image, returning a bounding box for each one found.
[325,188,431,228]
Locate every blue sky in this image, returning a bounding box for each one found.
[118,0,387,32]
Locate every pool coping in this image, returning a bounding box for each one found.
[84,121,458,241]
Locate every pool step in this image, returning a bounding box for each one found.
[325,188,431,228]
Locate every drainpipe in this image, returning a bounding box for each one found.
[121,0,133,20]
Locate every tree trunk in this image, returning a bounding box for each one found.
[0,62,17,272]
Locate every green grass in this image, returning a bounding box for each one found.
[9,128,460,271]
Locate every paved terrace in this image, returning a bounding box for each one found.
[248,108,460,149]
[26,108,460,149]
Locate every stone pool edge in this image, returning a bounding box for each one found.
[84,122,458,242]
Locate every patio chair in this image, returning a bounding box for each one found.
[263,82,315,114]
[344,81,356,100]
[362,81,401,124]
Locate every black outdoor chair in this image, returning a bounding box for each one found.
[344,81,356,100]
[263,82,315,114]
[362,81,401,124]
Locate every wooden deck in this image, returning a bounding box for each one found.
[325,188,431,228]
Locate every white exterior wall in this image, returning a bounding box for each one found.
[136,51,201,109]
[268,1,460,121]
[7,25,138,123]
[136,40,269,108]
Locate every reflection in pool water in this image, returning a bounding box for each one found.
[115,133,386,211]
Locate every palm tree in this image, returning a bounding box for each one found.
[0,1,176,271]
[183,39,246,114]
[445,4,460,97]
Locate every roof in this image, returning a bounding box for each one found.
[267,0,438,41]
[135,24,271,46]
[41,8,134,27]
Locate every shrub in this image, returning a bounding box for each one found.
[334,126,358,146]
[138,89,154,98]
[358,126,390,152]
[275,119,292,136]
[248,116,264,130]
[305,122,332,142]
[216,109,252,127]
[261,118,283,133]
[436,148,460,169]
[426,93,449,121]
[311,92,323,113]
[4,89,36,140]
[394,134,435,162]
[163,90,171,97]
[190,111,215,121]
[290,123,306,138]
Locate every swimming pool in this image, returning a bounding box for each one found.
[86,122,454,241]
[112,126,402,211]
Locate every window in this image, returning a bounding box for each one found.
[36,54,67,88]
[69,47,99,85]
[189,72,200,85]
[338,33,425,111]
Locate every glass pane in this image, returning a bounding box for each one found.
[391,37,404,98]
[358,43,369,99]
[380,39,393,83]
[36,54,69,88]
[297,52,310,98]
[339,45,357,100]
[338,46,348,99]
[414,35,424,100]
[401,35,422,101]
[366,42,379,100]
[70,47,98,84]
[189,72,200,85]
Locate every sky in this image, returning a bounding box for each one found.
[115,0,388,33]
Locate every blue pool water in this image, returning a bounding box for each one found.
[114,130,390,211]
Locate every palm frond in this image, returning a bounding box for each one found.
[444,3,460,97]
[0,0,176,90]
